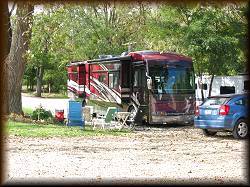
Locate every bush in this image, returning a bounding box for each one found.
[31,106,53,121]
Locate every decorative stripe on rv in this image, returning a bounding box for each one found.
[90,76,121,104]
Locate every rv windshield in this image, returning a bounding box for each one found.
[149,65,195,94]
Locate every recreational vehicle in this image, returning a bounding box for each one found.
[67,51,196,124]
[195,74,249,106]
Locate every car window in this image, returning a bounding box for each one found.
[202,97,228,106]
[234,99,244,105]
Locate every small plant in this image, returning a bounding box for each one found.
[31,105,53,121]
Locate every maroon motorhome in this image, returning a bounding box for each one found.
[67,50,195,124]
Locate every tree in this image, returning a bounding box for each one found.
[25,2,152,96]
[182,3,247,97]
[27,10,53,97]
[23,64,36,91]
[5,2,34,114]
[0,2,9,183]
[1,2,11,116]
[23,2,247,100]
[145,2,247,100]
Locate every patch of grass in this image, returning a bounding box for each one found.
[22,107,33,115]
[6,120,131,138]
[41,93,68,98]
[22,91,68,99]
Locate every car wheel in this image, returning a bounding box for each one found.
[202,129,217,136]
[232,119,248,139]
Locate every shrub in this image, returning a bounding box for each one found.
[31,106,53,121]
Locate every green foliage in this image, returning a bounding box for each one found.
[23,2,247,95]
[144,3,247,76]
[25,3,152,93]
[31,106,53,121]
[23,65,36,91]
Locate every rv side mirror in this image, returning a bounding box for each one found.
[147,79,152,90]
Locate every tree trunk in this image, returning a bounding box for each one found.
[0,2,12,183]
[36,66,44,97]
[208,74,215,97]
[28,79,31,91]
[5,2,34,114]
[31,82,34,91]
[198,74,205,102]
[201,89,204,102]
[48,83,51,94]
[1,2,11,116]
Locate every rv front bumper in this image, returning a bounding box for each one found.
[150,114,194,124]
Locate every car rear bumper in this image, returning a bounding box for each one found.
[194,117,234,130]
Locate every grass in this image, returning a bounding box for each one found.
[6,120,132,138]
[22,91,68,99]
[22,107,33,115]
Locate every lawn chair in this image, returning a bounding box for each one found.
[66,100,84,127]
[92,107,118,130]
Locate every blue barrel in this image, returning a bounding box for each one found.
[67,100,85,127]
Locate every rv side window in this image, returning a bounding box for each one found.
[98,74,107,84]
[134,69,145,87]
[121,62,130,88]
[140,69,146,86]
[69,72,78,82]
[113,72,119,89]
[220,86,235,94]
[109,72,119,89]
[134,71,139,87]
[78,72,85,84]
[109,74,114,88]
[68,66,78,82]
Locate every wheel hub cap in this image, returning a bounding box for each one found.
[238,122,248,137]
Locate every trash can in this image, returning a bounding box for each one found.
[67,100,85,127]
[55,109,64,122]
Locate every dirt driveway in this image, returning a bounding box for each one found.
[3,125,248,185]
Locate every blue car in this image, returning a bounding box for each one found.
[194,93,248,139]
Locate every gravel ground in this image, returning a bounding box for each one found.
[3,125,248,185]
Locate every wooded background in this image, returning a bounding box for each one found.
[1,1,248,114]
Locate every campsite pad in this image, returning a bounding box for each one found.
[4,125,247,185]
